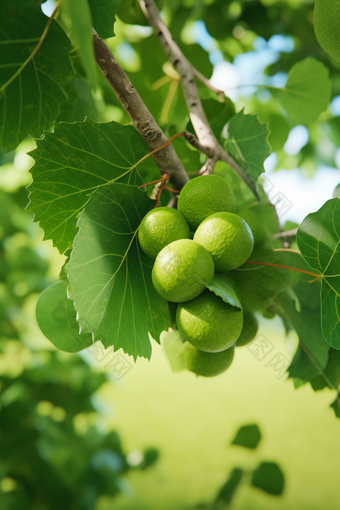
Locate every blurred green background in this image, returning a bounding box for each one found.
[1,141,340,510]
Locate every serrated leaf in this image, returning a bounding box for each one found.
[277,58,331,125]
[161,330,186,372]
[215,468,243,505]
[251,462,284,495]
[27,119,150,254]
[0,0,74,152]
[88,0,122,39]
[62,0,96,90]
[206,273,242,310]
[222,109,271,187]
[231,424,261,449]
[66,183,170,360]
[297,199,340,348]
[36,280,93,352]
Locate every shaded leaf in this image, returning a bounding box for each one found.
[231,424,261,449]
[88,0,122,39]
[0,0,74,152]
[62,0,96,90]
[311,349,340,391]
[187,97,235,141]
[331,394,340,418]
[36,280,93,352]
[215,468,243,506]
[277,58,331,125]
[277,285,329,382]
[66,183,170,360]
[206,273,242,310]
[297,199,340,348]
[28,119,150,254]
[222,109,271,187]
[251,462,284,495]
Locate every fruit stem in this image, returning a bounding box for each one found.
[244,261,321,278]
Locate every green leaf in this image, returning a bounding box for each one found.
[251,462,284,495]
[206,273,242,310]
[0,0,74,152]
[88,0,121,39]
[297,199,340,348]
[161,330,186,372]
[277,285,329,382]
[66,183,170,360]
[36,280,93,352]
[222,109,271,187]
[331,394,340,418]
[215,468,244,505]
[277,58,331,125]
[27,119,150,254]
[228,247,293,313]
[231,424,261,449]
[311,349,340,391]
[61,0,96,90]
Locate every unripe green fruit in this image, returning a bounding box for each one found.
[181,342,235,377]
[314,0,340,63]
[194,212,254,272]
[235,312,258,347]
[177,290,243,352]
[177,175,234,230]
[152,240,214,303]
[138,207,190,259]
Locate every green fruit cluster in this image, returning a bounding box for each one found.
[138,175,260,377]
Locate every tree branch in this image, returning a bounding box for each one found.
[139,0,260,200]
[91,28,189,191]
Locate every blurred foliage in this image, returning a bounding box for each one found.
[0,145,158,509]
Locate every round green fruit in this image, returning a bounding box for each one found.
[176,290,243,352]
[237,208,268,247]
[194,212,254,272]
[314,0,340,63]
[138,207,190,259]
[177,175,234,231]
[181,342,235,377]
[235,312,258,347]
[152,240,214,303]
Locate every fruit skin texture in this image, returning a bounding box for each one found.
[235,312,258,347]
[194,212,254,272]
[152,240,214,303]
[181,342,235,377]
[314,0,340,63]
[177,175,234,231]
[236,208,268,247]
[138,207,190,259]
[176,290,243,352]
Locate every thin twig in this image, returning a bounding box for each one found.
[139,0,260,199]
[91,28,189,191]
[273,228,298,239]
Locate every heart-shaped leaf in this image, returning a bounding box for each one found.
[297,198,340,348]
[66,183,170,360]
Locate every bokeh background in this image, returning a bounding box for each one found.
[1,0,340,508]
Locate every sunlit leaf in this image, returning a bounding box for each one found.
[297,199,340,348]
[28,119,150,254]
[277,58,331,125]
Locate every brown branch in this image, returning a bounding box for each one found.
[139,0,260,199]
[91,28,189,191]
